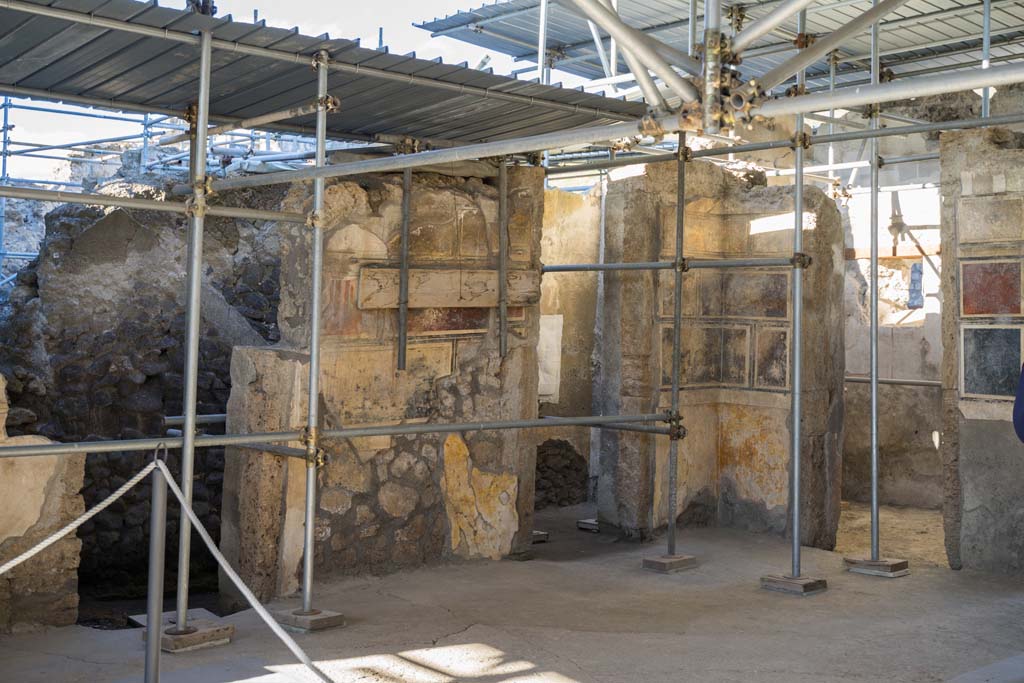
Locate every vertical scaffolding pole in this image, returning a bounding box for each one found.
[141,113,151,169]
[610,0,619,79]
[828,53,837,183]
[144,456,168,683]
[171,29,212,635]
[498,161,509,358]
[689,0,698,56]
[703,0,723,134]
[538,0,550,84]
[982,0,992,117]
[789,12,808,579]
[869,0,882,562]
[1,96,9,276]
[666,138,686,557]
[298,49,331,616]
[397,168,412,371]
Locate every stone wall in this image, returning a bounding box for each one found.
[0,375,85,633]
[940,128,1024,574]
[539,187,601,494]
[0,180,286,594]
[221,166,544,602]
[597,160,845,547]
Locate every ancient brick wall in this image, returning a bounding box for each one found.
[221,166,544,602]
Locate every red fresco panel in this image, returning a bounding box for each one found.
[962,261,1021,316]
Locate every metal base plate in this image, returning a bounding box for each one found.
[642,554,698,573]
[760,574,828,596]
[532,529,550,544]
[576,518,599,533]
[275,608,346,632]
[844,557,911,578]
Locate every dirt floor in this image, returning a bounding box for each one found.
[2,503,1022,683]
[835,500,948,567]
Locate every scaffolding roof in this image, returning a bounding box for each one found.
[417,0,1024,90]
[0,0,646,144]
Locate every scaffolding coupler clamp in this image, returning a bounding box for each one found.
[793,32,816,49]
[676,257,690,273]
[875,154,886,169]
[639,114,666,139]
[680,146,693,163]
[791,131,811,150]
[306,210,324,230]
[311,51,330,71]
[319,95,341,113]
[302,426,325,468]
[791,252,813,269]
[665,411,687,441]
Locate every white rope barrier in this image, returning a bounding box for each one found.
[155,459,335,683]
[0,460,157,577]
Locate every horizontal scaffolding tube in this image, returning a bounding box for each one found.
[845,375,941,387]
[322,414,666,440]
[208,112,685,192]
[543,261,674,272]
[164,413,227,427]
[688,257,793,269]
[548,112,1024,174]
[158,101,322,146]
[0,415,666,459]
[0,185,307,223]
[0,431,305,459]
[542,257,794,273]
[753,61,1024,118]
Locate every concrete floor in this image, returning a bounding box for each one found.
[835,500,948,567]
[2,504,1023,683]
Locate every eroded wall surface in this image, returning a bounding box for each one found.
[598,161,845,547]
[940,128,1024,574]
[222,167,543,601]
[0,375,85,633]
[539,188,601,495]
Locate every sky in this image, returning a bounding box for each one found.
[7,0,545,180]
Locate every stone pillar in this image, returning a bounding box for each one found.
[598,161,845,548]
[940,127,1024,574]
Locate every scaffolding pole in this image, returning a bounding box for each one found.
[397,168,412,370]
[170,29,213,638]
[790,10,808,581]
[869,0,882,564]
[983,0,992,117]
[143,452,168,683]
[499,162,510,357]
[297,50,330,619]
[666,140,686,557]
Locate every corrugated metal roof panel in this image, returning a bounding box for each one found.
[0,0,647,144]
[417,0,1024,96]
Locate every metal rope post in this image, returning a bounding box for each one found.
[144,449,168,683]
[170,28,212,638]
